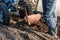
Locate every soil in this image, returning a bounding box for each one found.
[0,16,60,40]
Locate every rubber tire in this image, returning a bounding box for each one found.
[0,2,10,25]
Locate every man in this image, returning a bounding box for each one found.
[42,0,57,37]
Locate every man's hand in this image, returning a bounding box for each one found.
[25,14,41,25]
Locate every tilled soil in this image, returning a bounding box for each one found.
[0,21,59,40]
[0,16,60,40]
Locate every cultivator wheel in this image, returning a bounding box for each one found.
[37,18,48,32]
